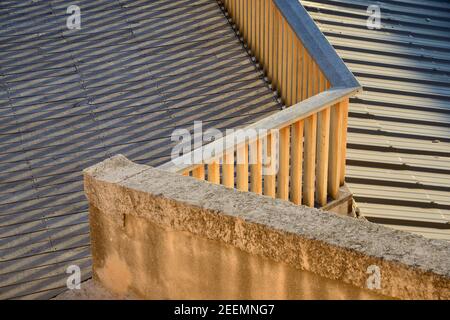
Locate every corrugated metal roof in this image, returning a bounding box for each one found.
[303,0,450,240]
[0,0,280,299]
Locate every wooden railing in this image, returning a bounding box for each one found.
[223,0,329,105]
[159,0,361,208]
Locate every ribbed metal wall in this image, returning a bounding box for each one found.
[303,0,450,240]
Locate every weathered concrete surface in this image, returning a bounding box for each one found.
[322,184,354,216]
[84,155,450,300]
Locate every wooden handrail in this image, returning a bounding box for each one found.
[159,86,356,172]
[224,0,326,106]
[158,0,361,209]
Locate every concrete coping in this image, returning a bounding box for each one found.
[84,155,450,299]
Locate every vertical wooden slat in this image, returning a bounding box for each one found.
[302,46,309,100]
[260,0,264,61]
[316,107,331,206]
[236,143,249,191]
[285,24,293,106]
[282,20,289,103]
[228,0,233,20]
[223,151,234,188]
[290,120,304,205]
[316,71,331,206]
[260,0,264,60]
[302,47,318,207]
[239,0,243,34]
[250,139,263,194]
[255,0,260,62]
[263,0,269,70]
[340,98,349,185]
[233,0,240,30]
[297,40,305,103]
[303,114,317,207]
[272,8,279,89]
[242,0,246,41]
[264,133,276,197]
[291,36,298,105]
[328,103,343,199]
[192,165,205,180]
[208,162,220,184]
[245,0,250,44]
[267,0,274,81]
[277,126,290,200]
[277,15,284,94]
[250,0,256,54]
[310,60,317,97]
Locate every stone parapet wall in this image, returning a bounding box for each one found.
[84,155,450,300]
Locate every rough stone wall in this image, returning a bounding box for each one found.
[84,155,450,300]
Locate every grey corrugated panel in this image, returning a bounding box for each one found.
[355,203,449,226]
[311,13,450,42]
[348,183,450,207]
[0,169,33,186]
[327,36,450,63]
[382,0,450,11]
[358,77,450,99]
[319,23,450,51]
[304,0,450,241]
[0,230,51,255]
[0,180,35,195]
[384,225,450,242]
[347,64,450,89]
[0,219,46,241]
[304,0,450,23]
[346,165,450,189]
[305,3,450,34]
[0,257,90,289]
[349,117,450,141]
[2,68,79,84]
[347,149,449,170]
[350,103,450,127]
[307,9,450,40]
[1,257,92,300]
[354,91,450,114]
[0,193,87,221]
[117,0,213,10]
[351,149,448,173]
[337,49,450,74]
[0,0,281,299]
[0,203,88,231]
[0,161,30,176]
[347,132,450,155]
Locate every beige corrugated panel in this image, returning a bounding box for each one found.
[303,0,450,240]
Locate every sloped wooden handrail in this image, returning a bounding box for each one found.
[159,0,361,209]
[159,87,356,206]
[159,87,355,172]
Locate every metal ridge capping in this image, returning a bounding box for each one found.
[274,0,361,90]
